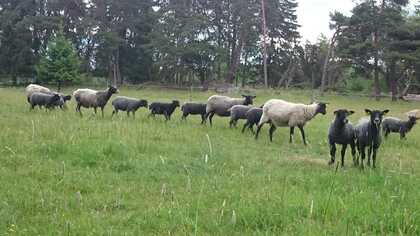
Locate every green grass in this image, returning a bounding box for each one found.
[1,87,420,235]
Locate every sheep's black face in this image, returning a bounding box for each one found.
[52,94,61,102]
[242,95,256,106]
[173,100,180,107]
[316,103,327,115]
[408,116,417,125]
[365,109,389,126]
[109,86,119,94]
[333,109,354,126]
[140,100,148,107]
[63,95,72,101]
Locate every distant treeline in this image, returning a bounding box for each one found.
[0,1,420,99]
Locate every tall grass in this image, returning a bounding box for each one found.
[0,87,419,235]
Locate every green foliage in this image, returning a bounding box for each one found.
[36,34,81,85]
[1,87,420,234]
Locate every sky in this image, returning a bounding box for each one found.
[297,0,416,43]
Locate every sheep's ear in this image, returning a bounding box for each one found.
[348,110,355,115]
[382,109,390,115]
[333,110,338,115]
[365,109,372,114]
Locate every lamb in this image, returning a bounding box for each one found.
[205,95,256,126]
[354,109,389,168]
[25,84,72,109]
[29,92,61,110]
[181,102,207,124]
[255,99,327,145]
[73,86,119,117]
[241,107,263,134]
[382,116,417,139]
[149,100,180,120]
[328,109,356,167]
[111,96,148,118]
[228,105,254,128]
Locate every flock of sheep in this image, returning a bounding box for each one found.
[25,84,419,169]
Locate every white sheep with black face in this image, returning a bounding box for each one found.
[205,95,256,126]
[255,99,327,145]
[73,86,119,117]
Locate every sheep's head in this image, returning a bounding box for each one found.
[108,86,119,94]
[315,102,327,115]
[51,94,61,102]
[365,109,389,127]
[139,99,148,108]
[62,95,72,102]
[408,116,417,125]
[242,95,256,105]
[172,100,180,107]
[333,109,354,126]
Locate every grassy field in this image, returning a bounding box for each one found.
[1,87,420,235]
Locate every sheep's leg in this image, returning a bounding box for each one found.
[360,146,366,169]
[208,113,215,126]
[229,119,234,128]
[101,107,105,117]
[164,111,169,121]
[384,129,390,138]
[340,144,347,167]
[249,124,255,134]
[328,143,336,165]
[350,142,357,166]
[93,107,97,114]
[400,131,406,140]
[242,122,249,133]
[126,111,130,117]
[112,110,117,117]
[132,111,136,119]
[372,147,378,168]
[200,114,206,124]
[367,146,372,167]
[289,127,295,143]
[298,125,307,145]
[269,124,276,142]
[181,113,187,120]
[255,123,264,140]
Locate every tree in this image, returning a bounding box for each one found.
[36,34,81,91]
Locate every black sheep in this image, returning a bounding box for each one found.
[328,109,356,167]
[181,103,207,124]
[355,109,389,168]
[241,107,263,134]
[149,100,180,120]
[29,92,61,110]
[382,116,417,139]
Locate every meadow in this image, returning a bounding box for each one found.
[1,87,420,235]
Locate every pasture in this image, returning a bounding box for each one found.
[1,87,420,235]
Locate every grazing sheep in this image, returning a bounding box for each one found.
[29,92,61,110]
[229,105,254,128]
[255,99,327,145]
[73,86,119,117]
[112,96,148,118]
[382,116,417,139]
[205,95,256,126]
[242,107,263,134]
[181,103,207,124]
[355,109,389,168]
[149,100,180,120]
[328,109,356,167]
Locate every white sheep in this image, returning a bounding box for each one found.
[25,84,52,102]
[73,86,119,117]
[255,99,327,145]
[205,95,256,126]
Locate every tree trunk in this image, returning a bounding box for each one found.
[261,0,268,89]
[225,30,245,84]
[57,80,62,92]
[320,36,336,95]
[373,49,381,101]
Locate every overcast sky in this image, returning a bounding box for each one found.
[297,0,416,43]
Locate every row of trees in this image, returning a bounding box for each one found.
[0,0,300,87]
[0,0,420,99]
